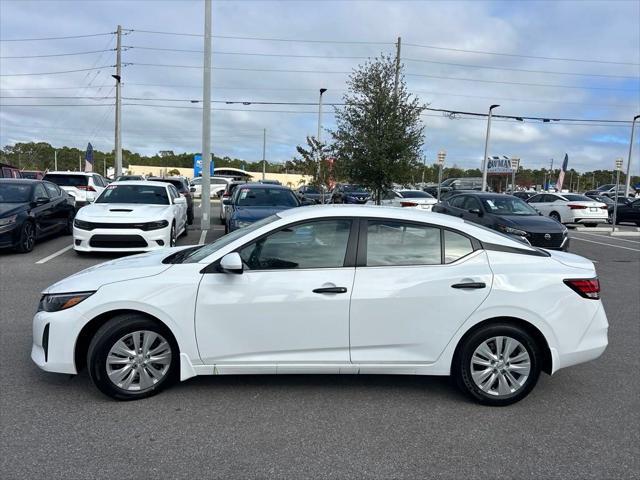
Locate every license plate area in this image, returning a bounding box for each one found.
[589,207,598,212]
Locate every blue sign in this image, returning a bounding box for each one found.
[193,154,214,177]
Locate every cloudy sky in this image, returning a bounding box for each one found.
[1,0,638,174]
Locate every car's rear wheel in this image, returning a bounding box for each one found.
[87,314,178,400]
[169,222,176,247]
[453,323,541,406]
[63,211,75,235]
[15,221,36,253]
[549,211,561,223]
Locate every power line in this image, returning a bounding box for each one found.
[0,49,115,59]
[0,32,115,42]
[0,85,115,91]
[0,103,115,107]
[0,96,115,100]
[124,45,373,60]
[0,66,115,77]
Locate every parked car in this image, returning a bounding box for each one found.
[43,172,107,208]
[433,192,569,250]
[424,177,483,197]
[368,189,437,211]
[511,191,537,201]
[147,177,194,225]
[584,184,635,198]
[20,170,45,180]
[611,197,640,225]
[0,179,75,253]
[296,185,327,204]
[259,179,282,186]
[526,193,608,226]
[330,184,371,204]
[219,180,247,222]
[32,205,608,405]
[224,183,301,233]
[114,175,145,182]
[0,162,22,178]
[73,181,188,253]
[584,194,615,218]
[190,176,233,199]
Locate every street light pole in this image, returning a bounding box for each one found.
[612,158,624,229]
[510,157,520,193]
[262,128,266,181]
[624,114,639,197]
[113,25,123,178]
[317,88,327,202]
[200,0,212,232]
[437,150,446,202]
[481,104,500,192]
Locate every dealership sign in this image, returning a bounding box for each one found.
[487,155,515,174]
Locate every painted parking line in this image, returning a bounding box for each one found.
[572,231,640,244]
[199,230,208,245]
[35,244,74,264]
[570,236,640,252]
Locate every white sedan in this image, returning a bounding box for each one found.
[527,193,608,226]
[73,181,188,253]
[368,189,438,210]
[34,205,607,405]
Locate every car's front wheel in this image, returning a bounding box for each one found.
[453,323,542,406]
[15,220,36,253]
[169,222,176,247]
[87,314,178,400]
[549,211,561,223]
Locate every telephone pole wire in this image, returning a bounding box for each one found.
[200,0,212,231]
[113,25,123,177]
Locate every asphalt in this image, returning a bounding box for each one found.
[1,203,638,479]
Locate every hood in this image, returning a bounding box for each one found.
[0,202,28,217]
[77,203,170,222]
[232,205,292,221]
[496,214,566,233]
[548,250,595,272]
[43,247,190,294]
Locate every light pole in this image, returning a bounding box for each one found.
[317,88,327,202]
[510,157,520,192]
[481,104,500,192]
[437,150,446,202]
[624,114,639,197]
[200,0,212,232]
[612,158,624,229]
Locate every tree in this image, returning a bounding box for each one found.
[331,55,426,203]
[291,135,331,188]
[167,168,181,176]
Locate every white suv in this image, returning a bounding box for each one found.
[43,172,108,208]
[189,176,233,199]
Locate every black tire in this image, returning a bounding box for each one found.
[63,211,75,235]
[453,323,542,406]
[169,222,177,247]
[584,223,597,228]
[87,314,179,401]
[180,223,188,237]
[15,220,36,253]
[187,208,194,226]
[224,222,229,234]
[549,212,561,223]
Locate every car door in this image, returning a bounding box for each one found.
[441,194,467,217]
[194,218,356,371]
[527,193,551,215]
[31,183,55,235]
[42,181,68,230]
[349,219,492,364]
[168,185,187,232]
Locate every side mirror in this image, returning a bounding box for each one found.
[33,197,49,206]
[219,252,243,274]
[222,198,231,206]
[468,208,482,216]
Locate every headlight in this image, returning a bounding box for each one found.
[38,291,95,313]
[143,220,169,231]
[233,220,252,229]
[498,225,529,237]
[74,218,92,230]
[0,214,17,226]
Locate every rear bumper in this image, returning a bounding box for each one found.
[571,216,608,224]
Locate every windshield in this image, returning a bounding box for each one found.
[235,187,299,207]
[400,190,433,199]
[96,184,169,205]
[590,195,613,204]
[562,194,593,202]
[0,183,32,203]
[481,196,539,215]
[183,215,280,263]
[440,178,456,187]
[343,184,367,193]
[43,174,88,187]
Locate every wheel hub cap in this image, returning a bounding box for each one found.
[470,336,531,397]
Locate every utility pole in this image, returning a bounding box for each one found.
[394,37,401,97]
[317,88,327,202]
[612,158,624,229]
[510,157,520,192]
[481,104,500,191]
[437,150,446,202]
[624,114,639,197]
[113,25,123,178]
[576,173,580,193]
[200,0,212,232]
[54,149,57,171]
[421,153,426,184]
[78,154,82,172]
[262,128,266,181]
[548,158,554,190]
[569,170,573,192]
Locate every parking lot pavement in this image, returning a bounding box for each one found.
[1,208,638,479]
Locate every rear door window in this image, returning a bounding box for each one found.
[43,182,61,198]
[366,220,441,266]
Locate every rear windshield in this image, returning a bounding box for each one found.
[0,183,33,202]
[400,190,433,198]
[236,187,299,207]
[563,194,593,202]
[21,171,40,179]
[43,174,88,187]
[96,184,169,205]
[150,179,186,192]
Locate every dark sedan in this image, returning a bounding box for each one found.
[330,184,370,204]
[612,198,640,226]
[433,192,569,250]
[296,185,328,204]
[0,179,75,253]
[224,184,301,233]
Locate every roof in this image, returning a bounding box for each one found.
[44,171,95,176]
[107,180,169,188]
[0,178,39,184]
[237,183,290,190]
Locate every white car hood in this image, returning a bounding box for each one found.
[43,247,189,294]
[77,203,170,222]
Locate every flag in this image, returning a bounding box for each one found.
[556,154,569,191]
[84,143,94,172]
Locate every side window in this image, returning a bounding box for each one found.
[168,185,179,201]
[34,183,49,199]
[382,190,396,201]
[449,195,466,209]
[544,194,559,202]
[43,182,60,198]
[92,175,103,187]
[527,194,542,203]
[239,219,352,270]
[463,197,482,211]
[444,230,474,263]
[366,220,441,266]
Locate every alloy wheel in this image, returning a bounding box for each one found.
[170,224,176,247]
[106,330,172,392]
[470,336,531,397]
[22,222,35,251]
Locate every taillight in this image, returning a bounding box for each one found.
[600,205,608,210]
[400,201,418,207]
[567,204,587,209]
[77,185,96,192]
[564,278,600,299]
[222,191,231,197]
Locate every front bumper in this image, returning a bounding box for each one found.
[73,225,172,252]
[0,222,21,248]
[31,309,81,374]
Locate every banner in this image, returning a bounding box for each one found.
[487,156,513,174]
[556,154,569,191]
[84,143,94,172]
[193,154,214,177]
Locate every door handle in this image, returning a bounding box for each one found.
[313,287,347,294]
[451,282,486,289]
